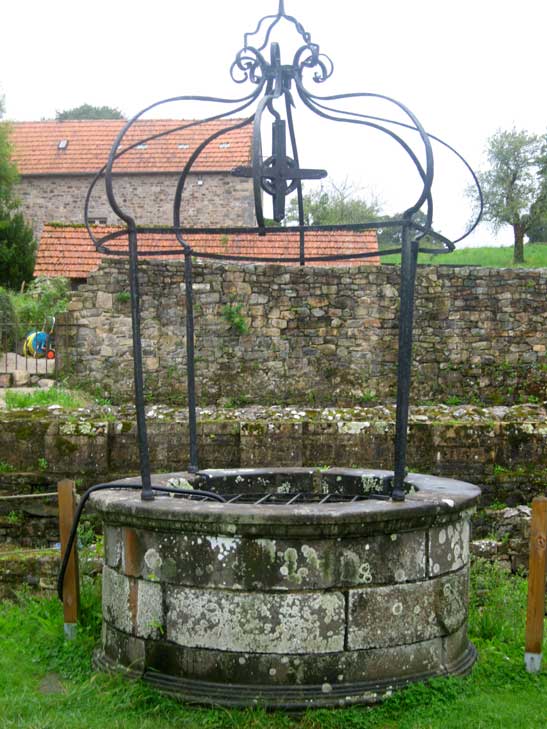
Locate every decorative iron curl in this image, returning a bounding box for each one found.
[230,47,268,85]
[294,44,334,84]
[242,0,312,53]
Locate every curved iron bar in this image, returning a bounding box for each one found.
[85,93,264,250]
[91,219,453,259]
[303,92,483,244]
[172,115,257,233]
[294,84,438,260]
[90,220,452,261]
[242,0,313,53]
[85,86,267,242]
[57,482,226,601]
[295,86,437,250]
[295,78,435,233]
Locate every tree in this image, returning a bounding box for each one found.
[0,97,18,208]
[286,180,381,226]
[55,104,124,120]
[377,210,432,250]
[0,96,36,289]
[474,129,547,263]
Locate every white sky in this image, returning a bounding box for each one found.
[2,0,547,247]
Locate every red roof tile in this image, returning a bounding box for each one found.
[10,120,252,175]
[35,225,379,279]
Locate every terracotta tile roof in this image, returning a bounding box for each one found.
[35,225,379,279]
[10,120,252,175]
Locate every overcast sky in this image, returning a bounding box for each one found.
[3,0,547,247]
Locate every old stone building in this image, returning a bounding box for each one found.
[9,119,255,237]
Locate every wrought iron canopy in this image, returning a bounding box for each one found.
[83,0,482,502]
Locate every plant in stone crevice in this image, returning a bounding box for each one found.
[221,302,250,335]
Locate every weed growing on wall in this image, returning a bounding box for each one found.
[221,302,249,335]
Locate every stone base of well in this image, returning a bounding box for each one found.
[90,468,480,710]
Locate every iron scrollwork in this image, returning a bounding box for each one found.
[85,1,482,504]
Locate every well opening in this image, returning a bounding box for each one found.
[178,467,399,503]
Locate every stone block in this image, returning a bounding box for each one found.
[101,623,146,674]
[429,518,470,576]
[12,370,31,387]
[348,569,468,650]
[104,526,122,569]
[102,566,163,638]
[96,292,113,310]
[165,586,345,654]
[102,566,132,634]
[0,373,13,388]
[144,635,445,688]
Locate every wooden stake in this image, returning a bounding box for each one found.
[524,495,547,672]
[57,479,80,639]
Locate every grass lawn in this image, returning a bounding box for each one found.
[0,560,546,728]
[3,387,89,410]
[381,243,547,268]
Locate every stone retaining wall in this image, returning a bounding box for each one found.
[1,405,545,508]
[56,259,547,405]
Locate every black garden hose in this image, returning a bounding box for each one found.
[57,482,225,601]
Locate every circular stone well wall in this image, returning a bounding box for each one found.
[92,468,480,710]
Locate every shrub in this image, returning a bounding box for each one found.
[0,212,36,290]
[0,284,17,351]
[11,276,70,335]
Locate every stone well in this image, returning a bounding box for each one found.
[92,468,479,710]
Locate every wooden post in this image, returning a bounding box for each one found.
[57,479,80,639]
[524,495,547,672]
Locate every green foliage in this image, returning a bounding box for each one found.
[377,209,435,250]
[0,563,546,728]
[471,128,547,263]
[115,291,131,304]
[221,302,249,334]
[11,276,70,333]
[0,109,36,290]
[286,179,381,225]
[37,457,48,472]
[5,388,87,410]
[381,242,547,268]
[358,390,376,405]
[0,460,15,473]
[0,285,17,350]
[7,511,22,525]
[0,122,18,207]
[55,104,124,120]
[0,211,36,290]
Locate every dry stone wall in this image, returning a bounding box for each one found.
[56,259,547,405]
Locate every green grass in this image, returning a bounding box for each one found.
[0,561,545,728]
[4,388,88,410]
[381,242,547,268]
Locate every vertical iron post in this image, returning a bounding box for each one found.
[392,220,419,501]
[128,224,154,500]
[184,251,199,473]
